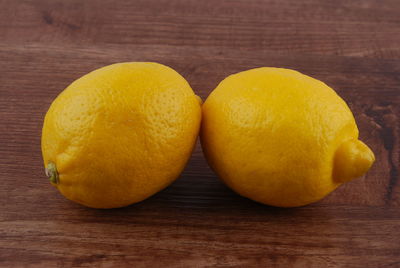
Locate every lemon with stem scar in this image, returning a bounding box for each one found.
[42,62,202,208]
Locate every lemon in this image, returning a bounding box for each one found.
[42,62,201,208]
[201,67,374,207]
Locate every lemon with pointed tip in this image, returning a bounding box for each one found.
[42,62,201,208]
[201,67,374,207]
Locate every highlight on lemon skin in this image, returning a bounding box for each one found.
[333,139,375,183]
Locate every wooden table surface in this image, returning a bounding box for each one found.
[1,0,399,267]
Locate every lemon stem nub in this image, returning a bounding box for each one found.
[45,162,59,184]
[333,139,375,183]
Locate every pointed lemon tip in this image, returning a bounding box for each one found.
[333,139,375,183]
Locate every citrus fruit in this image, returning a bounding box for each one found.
[201,67,374,207]
[42,62,201,208]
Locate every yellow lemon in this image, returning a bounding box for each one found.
[201,67,374,207]
[42,62,201,208]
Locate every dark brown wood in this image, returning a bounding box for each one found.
[0,0,399,267]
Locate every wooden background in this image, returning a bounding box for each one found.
[0,0,399,267]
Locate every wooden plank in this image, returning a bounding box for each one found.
[0,0,400,58]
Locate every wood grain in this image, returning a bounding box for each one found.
[0,0,399,267]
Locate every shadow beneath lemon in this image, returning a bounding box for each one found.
[62,143,338,228]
